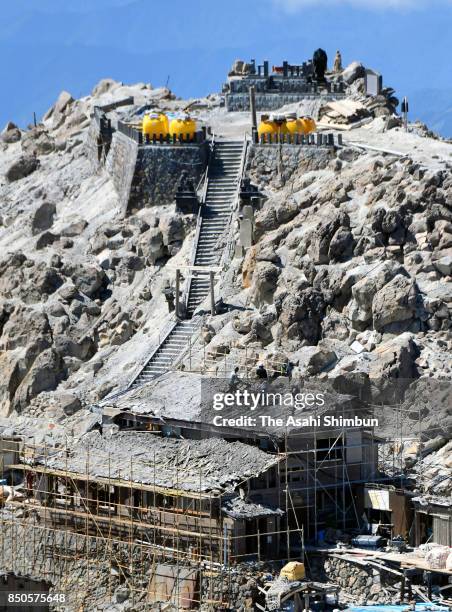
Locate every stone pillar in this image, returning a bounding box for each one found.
[175,269,181,318]
[249,86,257,134]
[210,271,215,315]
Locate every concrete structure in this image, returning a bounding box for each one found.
[223,57,346,111]
[365,68,383,96]
[86,109,208,217]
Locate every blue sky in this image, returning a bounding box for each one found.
[1,0,451,135]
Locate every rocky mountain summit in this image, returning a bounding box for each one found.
[0,72,451,495]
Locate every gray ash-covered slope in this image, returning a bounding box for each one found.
[0,66,451,497]
[0,80,203,417]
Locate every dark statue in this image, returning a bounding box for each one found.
[313,48,328,82]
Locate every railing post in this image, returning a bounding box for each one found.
[210,271,215,316]
[175,269,180,319]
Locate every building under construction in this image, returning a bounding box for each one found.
[1,375,435,610]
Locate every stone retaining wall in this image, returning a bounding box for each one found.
[0,520,122,610]
[127,141,208,214]
[226,92,345,111]
[246,143,335,187]
[85,118,209,217]
[308,553,401,605]
[199,563,271,612]
[0,518,273,611]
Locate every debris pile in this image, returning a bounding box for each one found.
[319,99,372,129]
[32,430,280,494]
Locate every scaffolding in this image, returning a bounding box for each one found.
[0,438,298,610]
[0,395,426,610]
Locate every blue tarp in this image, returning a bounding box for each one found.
[347,606,450,612]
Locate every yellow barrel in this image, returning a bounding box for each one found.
[285,118,300,134]
[169,116,197,141]
[142,113,169,138]
[300,116,316,134]
[257,120,288,140]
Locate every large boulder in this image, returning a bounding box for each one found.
[290,345,337,374]
[91,78,119,97]
[279,288,326,346]
[328,227,355,262]
[160,214,184,252]
[347,260,404,329]
[369,333,419,380]
[0,255,63,302]
[53,391,82,416]
[51,90,74,127]
[308,212,349,264]
[0,306,52,351]
[250,261,280,306]
[36,231,60,250]
[31,202,56,235]
[13,349,62,412]
[0,352,24,416]
[342,61,366,85]
[5,155,40,182]
[433,254,452,276]
[372,274,419,332]
[61,217,88,237]
[71,264,107,298]
[1,121,21,144]
[53,335,94,361]
[139,227,167,264]
[21,127,55,156]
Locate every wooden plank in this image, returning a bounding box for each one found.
[7,463,215,499]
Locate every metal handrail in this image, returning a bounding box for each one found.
[219,134,249,269]
[181,133,216,312]
[171,314,205,370]
[195,166,208,195]
[126,315,178,389]
[100,314,178,403]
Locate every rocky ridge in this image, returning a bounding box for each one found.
[0,70,451,499]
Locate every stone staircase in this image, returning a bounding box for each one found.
[129,320,197,387]
[128,139,244,390]
[186,140,244,316]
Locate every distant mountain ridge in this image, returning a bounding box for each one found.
[409,88,452,139]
